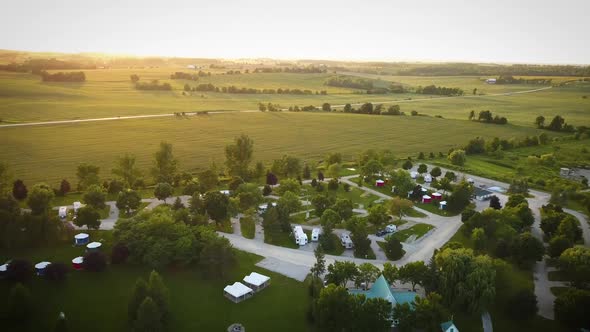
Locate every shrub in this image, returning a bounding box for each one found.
[383,236,404,260]
[7,259,34,282]
[262,184,272,196]
[83,251,107,272]
[44,262,69,282]
[111,243,130,264]
[506,289,537,320]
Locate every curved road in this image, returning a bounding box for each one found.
[0,86,551,128]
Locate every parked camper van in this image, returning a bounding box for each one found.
[386,224,397,233]
[58,206,67,220]
[340,233,353,249]
[311,228,321,242]
[293,226,308,246]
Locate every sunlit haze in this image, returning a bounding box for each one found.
[0,0,589,63]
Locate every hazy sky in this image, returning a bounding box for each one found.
[1,0,588,64]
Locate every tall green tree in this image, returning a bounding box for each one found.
[153,183,173,202]
[82,184,106,209]
[367,204,389,228]
[204,191,229,222]
[112,154,142,188]
[128,278,149,322]
[558,246,590,288]
[355,263,380,289]
[389,197,414,219]
[134,297,163,332]
[27,183,54,215]
[225,134,254,179]
[414,292,450,332]
[74,206,101,229]
[325,261,358,287]
[151,142,178,184]
[116,189,142,216]
[398,261,428,291]
[148,270,170,322]
[76,163,100,191]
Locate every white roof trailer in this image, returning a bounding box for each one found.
[293,226,308,246]
[58,206,67,219]
[341,233,353,249]
[311,228,321,242]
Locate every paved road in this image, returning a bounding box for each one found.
[0,86,551,128]
[481,311,493,332]
[563,208,590,246]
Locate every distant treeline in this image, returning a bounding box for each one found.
[324,76,406,94]
[170,72,201,80]
[469,110,508,125]
[495,75,552,85]
[253,66,326,74]
[186,83,326,95]
[416,85,463,96]
[135,80,172,91]
[0,58,95,73]
[285,102,404,116]
[40,71,86,82]
[396,63,590,77]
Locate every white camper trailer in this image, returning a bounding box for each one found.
[58,206,67,219]
[386,224,397,233]
[311,228,321,242]
[410,171,418,179]
[293,226,308,246]
[340,233,353,249]
[73,202,82,214]
[424,174,432,183]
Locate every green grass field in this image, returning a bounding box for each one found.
[0,232,311,332]
[0,111,550,186]
[391,223,434,242]
[1,69,589,126]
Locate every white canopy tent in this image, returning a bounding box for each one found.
[224,282,253,303]
[243,272,271,292]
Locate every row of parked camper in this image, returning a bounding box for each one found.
[293,226,322,246]
[58,201,83,220]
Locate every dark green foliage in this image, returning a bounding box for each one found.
[6,259,34,282]
[111,243,130,264]
[74,206,101,229]
[506,289,538,320]
[82,184,106,209]
[554,288,590,328]
[83,251,107,272]
[8,283,33,322]
[262,184,272,196]
[204,191,230,222]
[383,236,403,260]
[12,179,28,200]
[44,262,69,282]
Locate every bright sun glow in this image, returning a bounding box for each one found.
[0,0,589,63]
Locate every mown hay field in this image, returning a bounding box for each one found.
[0,111,549,185]
[2,69,588,125]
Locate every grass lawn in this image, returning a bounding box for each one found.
[415,202,458,216]
[239,216,255,239]
[322,234,344,256]
[548,270,571,282]
[0,111,550,187]
[303,184,380,209]
[0,233,311,332]
[550,286,572,297]
[405,208,427,218]
[264,229,298,249]
[377,241,406,260]
[391,223,434,242]
[354,246,376,260]
[391,219,408,227]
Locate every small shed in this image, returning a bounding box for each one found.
[58,206,68,219]
[73,201,82,213]
[422,195,432,203]
[311,228,321,242]
[74,233,90,246]
[424,174,432,183]
[432,192,443,200]
[86,242,102,252]
[440,320,459,332]
[35,261,51,276]
[224,282,253,303]
[0,263,8,278]
[243,272,271,292]
[72,256,84,270]
[375,179,385,187]
[439,201,447,210]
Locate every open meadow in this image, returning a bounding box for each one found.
[0,111,552,186]
[1,68,588,126]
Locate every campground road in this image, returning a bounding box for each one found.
[0,86,551,128]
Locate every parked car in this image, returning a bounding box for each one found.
[376,230,388,237]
